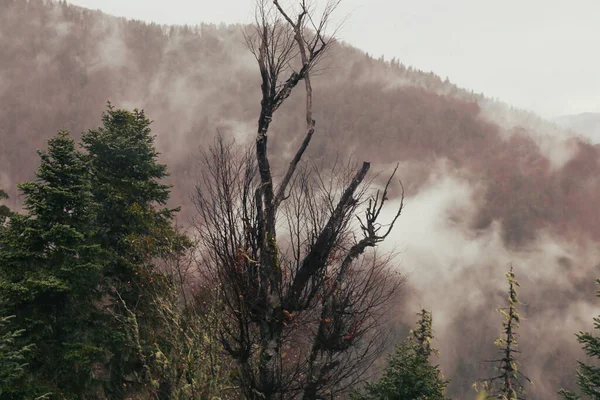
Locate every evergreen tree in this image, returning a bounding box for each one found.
[0,189,11,225]
[476,266,530,400]
[559,279,600,400]
[0,315,34,398]
[81,104,188,396]
[81,104,183,291]
[0,131,107,397]
[0,192,33,398]
[411,309,435,359]
[353,309,450,400]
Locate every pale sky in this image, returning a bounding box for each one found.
[67,0,600,119]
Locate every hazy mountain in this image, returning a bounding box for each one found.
[1,0,598,397]
[554,112,600,143]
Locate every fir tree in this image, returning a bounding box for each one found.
[0,192,31,398]
[0,131,107,397]
[476,266,530,400]
[411,308,435,359]
[353,309,450,400]
[0,189,11,225]
[0,315,34,398]
[559,279,600,400]
[81,104,188,396]
[81,105,184,290]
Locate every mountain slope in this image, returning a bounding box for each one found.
[2,0,597,246]
[555,112,600,143]
[1,0,598,397]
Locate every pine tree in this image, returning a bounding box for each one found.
[353,309,450,400]
[81,104,188,396]
[0,131,107,397]
[559,279,600,400]
[476,266,530,400]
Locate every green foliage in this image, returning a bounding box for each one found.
[81,104,190,397]
[410,309,436,359]
[353,309,450,400]
[0,106,206,398]
[352,343,450,400]
[559,390,582,400]
[0,189,11,225]
[559,279,600,400]
[81,104,185,285]
[0,130,107,398]
[0,315,33,397]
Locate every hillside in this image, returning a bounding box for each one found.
[1,0,599,397]
[555,112,600,143]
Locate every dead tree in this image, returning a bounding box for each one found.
[193,1,405,398]
[476,265,531,400]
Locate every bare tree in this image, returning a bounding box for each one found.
[193,2,405,398]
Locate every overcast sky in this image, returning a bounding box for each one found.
[67,0,600,119]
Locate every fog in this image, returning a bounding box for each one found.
[67,0,600,119]
[379,164,597,395]
[2,1,599,397]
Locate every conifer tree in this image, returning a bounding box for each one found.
[0,131,107,397]
[476,266,530,400]
[411,308,434,359]
[559,279,600,400]
[0,189,11,224]
[0,191,33,399]
[0,315,34,398]
[81,105,186,293]
[81,104,188,396]
[353,309,450,400]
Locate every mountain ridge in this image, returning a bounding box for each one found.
[554,112,600,143]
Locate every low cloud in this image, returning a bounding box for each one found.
[379,166,597,397]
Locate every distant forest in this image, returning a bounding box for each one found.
[2,0,599,245]
[0,0,599,399]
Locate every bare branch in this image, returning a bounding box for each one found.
[192,2,407,399]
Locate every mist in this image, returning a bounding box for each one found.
[379,164,597,396]
[1,1,599,398]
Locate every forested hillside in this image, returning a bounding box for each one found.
[3,0,598,245]
[1,0,599,398]
[556,112,600,143]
